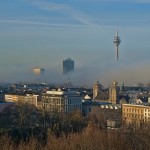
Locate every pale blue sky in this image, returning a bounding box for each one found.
[0,0,150,86]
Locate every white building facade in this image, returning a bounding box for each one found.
[5,94,39,107]
[42,89,82,114]
[122,104,150,127]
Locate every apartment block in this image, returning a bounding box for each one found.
[42,89,82,114]
[5,94,39,107]
[122,104,150,127]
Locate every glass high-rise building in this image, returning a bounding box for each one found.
[63,58,74,74]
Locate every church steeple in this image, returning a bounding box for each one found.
[93,81,102,99]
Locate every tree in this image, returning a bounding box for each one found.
[61,110,87,133]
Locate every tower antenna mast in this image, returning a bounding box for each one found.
[113,29,121,61]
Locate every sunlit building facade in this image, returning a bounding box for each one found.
[5,94,39,107]
[122,104,150,127]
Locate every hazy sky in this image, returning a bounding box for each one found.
[0,0,150,86]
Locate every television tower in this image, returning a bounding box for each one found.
[113,30,121,61]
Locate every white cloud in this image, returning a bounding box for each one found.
[0,18,87,28]
[28,0,96,26]
[0,18,148,26]
[26,0,150,27]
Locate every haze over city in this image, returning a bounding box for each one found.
[0,0,150,85]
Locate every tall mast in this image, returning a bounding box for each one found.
[113,30,121,61]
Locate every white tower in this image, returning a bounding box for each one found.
[113,30,121,61]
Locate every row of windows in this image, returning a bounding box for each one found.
[124,108,150,113]
[144,109,150,112]
[42,97,82,105]
[42,98,62,104]
[126,121,143,127]
[45,104,82,113]
[124,113,143,119]
[123,108,143,113]
[145,113,150,116]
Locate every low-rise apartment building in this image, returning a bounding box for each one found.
[122,104,150,127]
[42,89,82,114]
[5,94,40,107]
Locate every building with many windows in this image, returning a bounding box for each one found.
[122,104,150,127]
[5,94,40,107]
[42,89,82,114]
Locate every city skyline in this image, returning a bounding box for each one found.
[0,0,150,85]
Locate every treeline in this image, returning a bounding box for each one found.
[0,103,150,150]
[0,103,87,135]
[0,123,150,150]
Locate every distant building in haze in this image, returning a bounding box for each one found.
[33,67,45,83]
[63,58,74,74]
[33,68,45,75]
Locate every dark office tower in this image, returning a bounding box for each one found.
[63,58,74,74]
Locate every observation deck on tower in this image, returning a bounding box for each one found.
[113,30,121,61]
